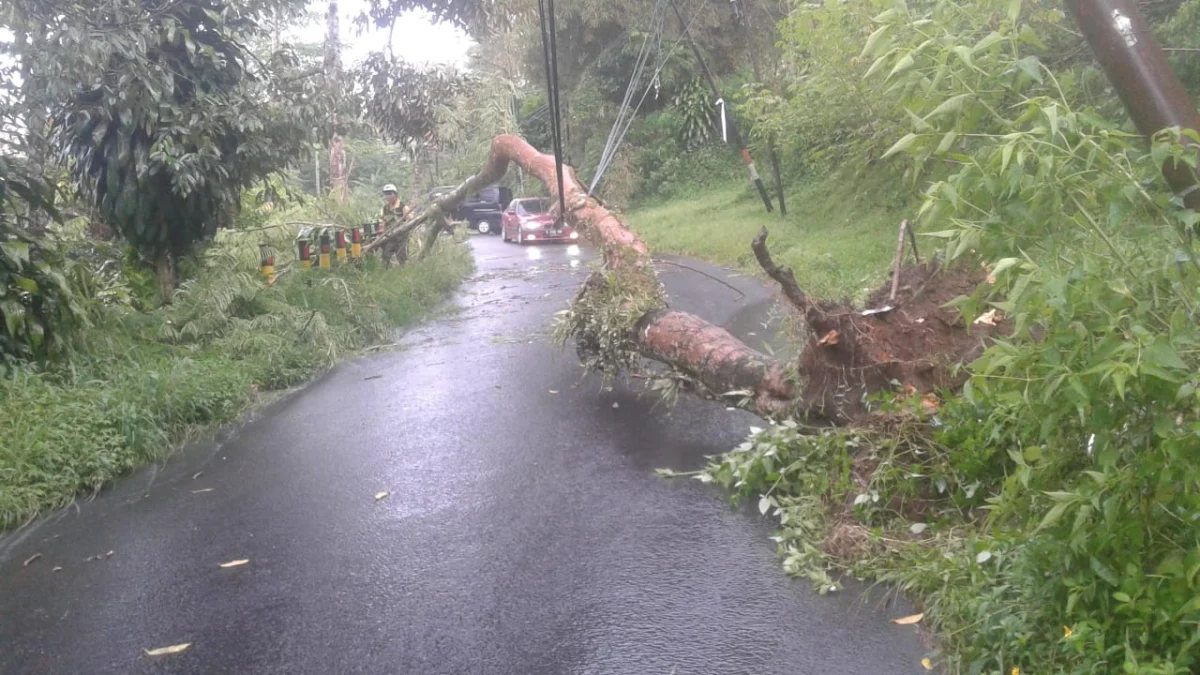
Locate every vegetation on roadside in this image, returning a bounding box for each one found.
[0,0,482,528]
[0,207,471,529]
[647,0,1200,673]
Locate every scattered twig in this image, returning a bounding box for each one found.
[361,342,405,353]
[652,258,745,299]
[890,220,908,302]
[751,227,811,312]
[296,310,318,340]
[904,220,920,263]
[23,553,41,567]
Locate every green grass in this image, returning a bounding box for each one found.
[628,169,920,301]
[0,235,473,529]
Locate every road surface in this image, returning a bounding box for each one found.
[0,235,930,674]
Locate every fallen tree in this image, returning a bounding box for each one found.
[368,134,1003,422]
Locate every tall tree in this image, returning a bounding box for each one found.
[325,1,349,202]
[48,0,316,301]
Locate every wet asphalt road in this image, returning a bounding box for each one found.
[0,235,930,674]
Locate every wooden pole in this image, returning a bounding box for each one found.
[736,0,787,216]
[669,0,774,213]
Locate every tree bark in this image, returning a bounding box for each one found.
[329,134,348,202]
[17,27,50,235]
[154,250,175,304]
[325,2,347,202]
[369,135,1000,422]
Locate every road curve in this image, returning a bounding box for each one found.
[0,235,930,674]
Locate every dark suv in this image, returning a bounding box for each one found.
[428,185,513,235]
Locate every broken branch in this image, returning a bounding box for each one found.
[751,227,812,315]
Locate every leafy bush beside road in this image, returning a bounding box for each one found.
[0,218,471,530]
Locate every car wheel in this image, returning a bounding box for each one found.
[517,229,524,245]
[475,220,491,235]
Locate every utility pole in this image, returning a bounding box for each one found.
[669,0,774,213]
[735,0,787,215]
[1067,0,1200,207]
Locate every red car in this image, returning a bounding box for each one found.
[501,198,580,245]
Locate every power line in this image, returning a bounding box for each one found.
[536,0,568,224]
[590,0,706,195]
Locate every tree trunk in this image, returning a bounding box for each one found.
[367,135,1001,421]
[17,27,50,236]
[313,142,322,195]
[408,145,423,205]
[324,2,341,79]
[154,250,175,305]
[329,134,348,202]
[324,2,347,202]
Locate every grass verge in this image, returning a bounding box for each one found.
[627,168,919,300]
[0,234,472,529]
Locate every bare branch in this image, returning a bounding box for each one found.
[751,227,811,313]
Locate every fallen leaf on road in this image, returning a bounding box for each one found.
[374,491,390,501]
[363,375,383,381]
[548,390,559,394]
[218,559,249,568]
[893,613,924,625]
[23,553,41,567]
[817,330,840,346]
[192,488,214,494]
[973,309,1000,326]
[921,657,933,670]
[612,402,620,409]
[52,566,63,572]
[192,471,204,480]
[144,643,191,656]
[105,550,114,558]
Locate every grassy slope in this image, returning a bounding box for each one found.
[0,239,473,529]
[628,169,919,301]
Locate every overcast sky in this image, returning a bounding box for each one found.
[0,2,474,70]
[293,1,475,68]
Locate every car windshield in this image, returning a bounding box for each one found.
[515,199,549,216]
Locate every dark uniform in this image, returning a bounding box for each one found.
[380,200,409,267]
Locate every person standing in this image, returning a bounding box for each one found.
[379,184,411,267]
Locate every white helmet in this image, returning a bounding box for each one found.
[382,184,398,194]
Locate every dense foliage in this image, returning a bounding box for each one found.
[47,0,316,295]
[670,0,1200,673]
[0,191,472,528]
[0,0,474,517]
[0,159,81,364]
